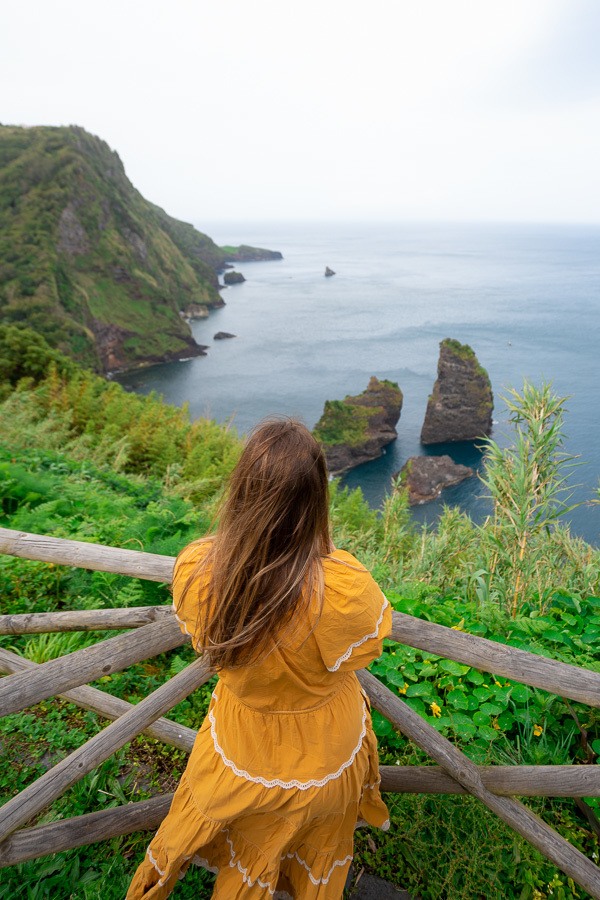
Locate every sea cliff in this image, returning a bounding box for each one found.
[0,125,280,373]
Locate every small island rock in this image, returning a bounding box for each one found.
[397,455,474,505]
[324,266,336,277]
[214,332,236,340]
[314,376,403,476]
[421,338,493,444]
[223,271,245,285]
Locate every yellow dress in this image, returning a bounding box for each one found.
[127,544,392,899]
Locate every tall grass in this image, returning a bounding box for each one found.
[478,382,581,617]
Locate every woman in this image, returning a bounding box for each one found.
[127,418,391,899]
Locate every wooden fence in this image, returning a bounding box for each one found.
[0,527,599,897]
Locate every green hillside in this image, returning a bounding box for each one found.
[0,125,228,372]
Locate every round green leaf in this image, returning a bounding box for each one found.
[405,697,426,717]
[447,689,470,710]
[472,711,491,727]
[406,682,435,699]
[510,683,530,704]
[473,687,493,702]
[477,725,500,741]
[480,702,503,717]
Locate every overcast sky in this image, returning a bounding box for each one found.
[3,0,600,224]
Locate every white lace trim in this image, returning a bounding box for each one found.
[172,603,192,638]
[326,594,389,672]
[193,854,220,876]
[285,850,353,886]
[209,692,368,789]
[363,777,381,791]
[224,830,276,894]
[147,847,168,886]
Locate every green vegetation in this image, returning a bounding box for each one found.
[0,125,228,372]
[0,360,599,899]
[442,336,490,381]
[313,378,402,449]
[442,337,477,360]
[313,398,374,446]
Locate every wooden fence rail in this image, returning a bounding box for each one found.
[0,655,212,844]
[2,528,599,707]
[0,606,173,634]
[3,765,600,870]
[0,647,198,753]
[0,617,187,718]
[1,527,599,897]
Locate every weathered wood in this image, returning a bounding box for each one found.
[0,617,188,718]
[0,655,211,844]
[379,765,600,796]
[4,759,600,869]
[2,528,599,708]
[0,527,173,583]
[0,648,198,753]
[0,606,173,635]
[0,794,174,867]
[359,669,600,899]
[391,611,600,709]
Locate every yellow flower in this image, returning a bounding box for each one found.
[451,618,465,631]
[494,681,502,688]
[492,719,500,731]
[430,701,442,718]
[398,683,409,695]
[533,724,543,737]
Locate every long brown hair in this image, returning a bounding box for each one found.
[177,418,331,668]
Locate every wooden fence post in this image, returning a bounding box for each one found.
[358,669,600,899]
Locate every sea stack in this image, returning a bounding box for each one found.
[223,271,245,285]
[397,455,474,505]
[420,339,493,444]
[313,376,403,475]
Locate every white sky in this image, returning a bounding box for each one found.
[3,0,600,223]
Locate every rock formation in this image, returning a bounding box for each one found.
[324,266,335,277]
[397,455,474,505]
[181,304,209,321]
[221,245,283,263]
[223,271,246,285]
[313,377,403,475]
[214,332,236,340]
[421,339,493,444]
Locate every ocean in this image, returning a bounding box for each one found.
[116,221,600,546]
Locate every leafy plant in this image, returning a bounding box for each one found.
[479,382,580,617]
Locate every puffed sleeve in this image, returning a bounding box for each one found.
[315,550,392,673]
[171,539,212,648]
